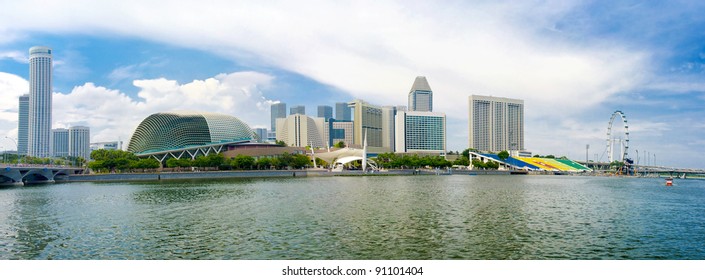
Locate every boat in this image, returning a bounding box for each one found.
[665,177,673,186]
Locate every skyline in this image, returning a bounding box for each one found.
[1,1,705,168]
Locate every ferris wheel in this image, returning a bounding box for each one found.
[606,110,629,163]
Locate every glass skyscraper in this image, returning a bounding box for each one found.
[270,102,287,132]
[395,111,446,153]
[335,102,351,121]
[28,46,52,158]
[18,94,29,155]
[468,95,524,152]
[290,105,305,115]
[408,76,433,112]
[317,105,333,120]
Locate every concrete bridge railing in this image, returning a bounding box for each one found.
[1,166,85,185]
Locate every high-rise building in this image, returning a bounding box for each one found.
[275,114,325,148]
[28,46,53,158]
[468,95,524,152]
[348,99,390,153]
[395,111,446,154]
[324,120,354,148]
[52,128,69,157]
[317,105,333,120]
[290,105,305,115]
[335,102,351,121]
[381,106,398,152]
[254,128,268,143]
[408,76,433,112]
[69,126,90,160]
[18,94,29,155]
[270,103,287,132]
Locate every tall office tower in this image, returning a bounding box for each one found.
[323,120,354,148]
[395,111,446,154]
[52,128,69,157]
[335,102,351,121]
[381,106,398,152]
[468,95,524,152]
[18,94,29,155]
[28,46,53,158]
[290,105,305,115]
[275,114,325,148]
[69,126,90,160]
[270,102,287,132]
[348,99,388,153]
[317,105,333,120]
[408,76,433,112]
[253,128,268,143]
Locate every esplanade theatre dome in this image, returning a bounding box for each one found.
[127,111,256,154]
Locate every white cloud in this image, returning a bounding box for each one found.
[0,50,27,63]
[0,72,28,141]
[0,0,647,118]
[6,0,702,166]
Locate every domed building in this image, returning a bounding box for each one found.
[128,111,257,159]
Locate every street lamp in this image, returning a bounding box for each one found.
[5,136,19,166]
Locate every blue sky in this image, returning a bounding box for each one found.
[1,0,705,169]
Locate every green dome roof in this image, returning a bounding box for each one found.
[127,111,256,154]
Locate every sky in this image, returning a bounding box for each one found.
[1,0,704,169]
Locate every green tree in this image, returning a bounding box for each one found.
[275,140,287,147]
[498,150,510,161]
[471,159,486,169]
[255,157,272,170]
[231,154,255,170]
[453,156,470,166]
[333,141,346,148]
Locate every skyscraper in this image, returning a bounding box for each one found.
[28,46,53,158]
[408,76,433,112]
[69,126,90,160]
[335,102,351,121]
[18,94,29,155]
[395,111,446,153]
[348,99,388,153]
[468,95,524,152]
[270,102,287,132]
[275,114,325,148]
[317,105,333,120]
[290,105,305,115]
[52,128,69,157]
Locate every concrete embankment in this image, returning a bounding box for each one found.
[68,170,309,182]
[66,169,514,183]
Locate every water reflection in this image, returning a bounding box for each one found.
[1,176,704,259]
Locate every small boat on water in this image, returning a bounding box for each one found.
[665,177,673,186]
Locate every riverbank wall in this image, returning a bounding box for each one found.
[65,168,501,183]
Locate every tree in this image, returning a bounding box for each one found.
[453,156,469,166]
[471,159,486,169]
[255,157,272,170]
[333,141,346,148]
[275,140,287,147]
[231,154,255,170]
[498,150,510,161]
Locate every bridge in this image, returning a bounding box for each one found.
[0,165,85,186]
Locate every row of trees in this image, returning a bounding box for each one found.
[88,149,160,172]
[374,153,453,169]
[165,152,313,170]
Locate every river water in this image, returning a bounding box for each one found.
[0,175,703,260]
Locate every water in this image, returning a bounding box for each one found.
[1,175,704,259]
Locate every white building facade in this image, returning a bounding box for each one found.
[468,95,524,152]
[395,111,446,154]
[276,114,325,148]
[28,46,53,158]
